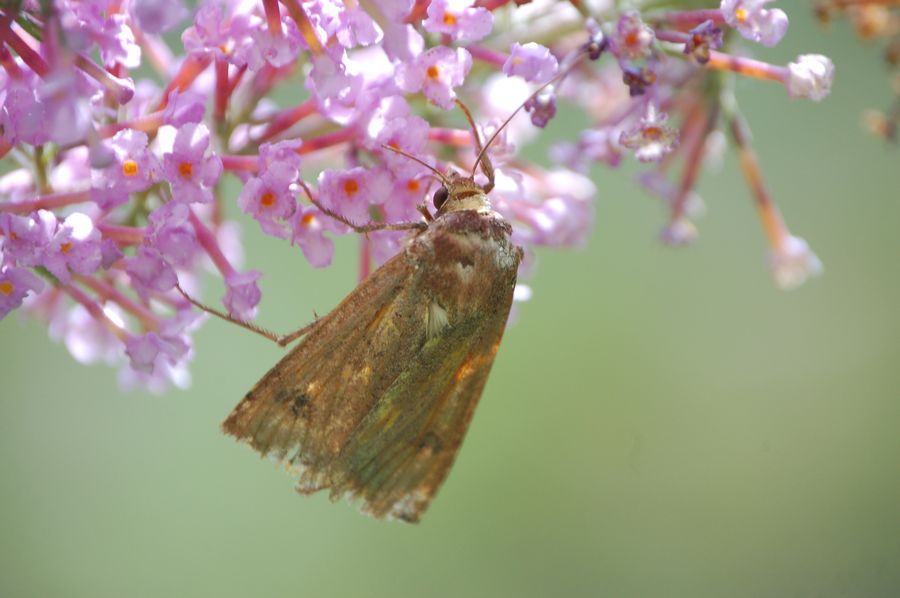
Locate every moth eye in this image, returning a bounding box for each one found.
[433,186,449,210]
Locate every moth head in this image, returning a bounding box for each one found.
[432,170,489,214]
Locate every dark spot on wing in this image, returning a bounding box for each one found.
[291,392,312,417]
[418,431,443,453]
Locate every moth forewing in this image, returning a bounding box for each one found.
[223,191,523,521]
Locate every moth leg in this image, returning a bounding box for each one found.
[175,283,315,347]
[297,179,427,234]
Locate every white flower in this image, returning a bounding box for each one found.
[769,234,823,290]
[786,54,835,102]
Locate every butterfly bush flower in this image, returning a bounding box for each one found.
[163,124,223,204]
[720,0,789,47]
[786,54,835,101]
[503,43,559,83]
[0,0,863,392]
[424,0,493,42]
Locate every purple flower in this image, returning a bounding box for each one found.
[291,206,335,268]
[503,43,559,83]
[609,10,655,62]
[258,139,302,174]
[1,76,49,146]
[237,14,303,71]
[307,50,363,106]
[147,203,198,266]
[95,129,162,194]
[125,245,178,299]
[223,270,262,319]
[372,112,432,179]
[162,90,207,126]
[424,0,492,42]
[332,3,382,48]
[125,331,190,375]
[130,0,189,34]
[65,6,141,68]
[237,164,297,238]
[163,123,223,204]
[397,47,472,110]
[38,67,102,146]
[182,1,254,65]
[41,212,102,283]
[683,21,724,64]
[721,0,789,48]
[619,105,679,163]
[524,87,557,128]
[0,211,55,267]
[381,23,423,62]
[0,266,44,320]
[317,167,390,225]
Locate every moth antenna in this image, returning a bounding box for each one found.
[381,145,450,186]
[473,51,589,177]
[456,99,495,192]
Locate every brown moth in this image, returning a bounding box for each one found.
[219,110,523,522]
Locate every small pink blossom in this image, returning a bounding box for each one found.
[237,163,298,238]
[223,270,262,319]
[721,0,789,48]
[786,54,834,102]
[163,123,223,204]
[317,167,390,225]
[609,10,655,62]
[424,0,492,42]
[503,43,559,83]
[41,212,103,283]
[95,129,162,194]
[291,206,335,268]
[0,266,45,320]
[619,106,679,163]
[397,47,472,110]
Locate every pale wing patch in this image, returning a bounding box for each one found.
[426,301,449,339]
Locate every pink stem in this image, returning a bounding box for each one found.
[74,54,135,104]
[467,45,507,67]
[98,223,147,246]
[221,154,260,173]
[189,208,235,278]
[59,282,130,342]
[0,22,48,76]
[663,9,725,28]
[76,274,158,331]
[0,190,91,214]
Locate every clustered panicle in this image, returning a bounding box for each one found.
[0,0,854,391]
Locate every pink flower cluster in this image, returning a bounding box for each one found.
[0,0,840,391]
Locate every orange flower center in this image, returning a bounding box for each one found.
[406,179,420,192]
[179,162,194,179]
[625,31,639,46]
[0,281,13,296]
[343,179,360,195]
[301,213,316,226]
[122,159,139,177]
[426,65,440,80]
[735,7,748,23]
[9,231,18,241]
[442,12,457,26]
[260,191,276,208]
[60,242,73,254]
[644,126,662,141]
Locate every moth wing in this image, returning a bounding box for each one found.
[222,251,424,481]
[327,302,511,522]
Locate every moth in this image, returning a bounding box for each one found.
[221,109,521,522]
[181,88,560,522]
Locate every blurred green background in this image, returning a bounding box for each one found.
[2,9,899,598]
